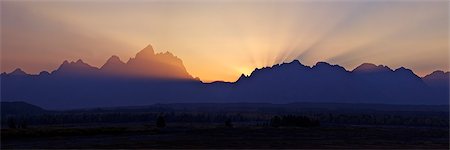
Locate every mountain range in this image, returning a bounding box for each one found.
[1,44,448,109]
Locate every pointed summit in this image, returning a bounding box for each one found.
[58,60,71,69]
[124,44,194,80]
[135,44,155,59]
[75,59,85,64]
[102,55,124,67]
[101,55,126,71]
[237,73,248,81]
[106,55,122,63]
[9,68,28,76]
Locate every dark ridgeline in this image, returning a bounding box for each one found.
[1,44,449,109]
[1,101,48,115]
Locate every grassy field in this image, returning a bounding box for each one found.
[2,123,448,149]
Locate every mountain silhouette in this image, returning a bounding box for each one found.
[1,101,48,116]
[423,71,450,88]
[232,61,435,105]
[52,59,100,77]
[8,68,28,76]
[100,55,126,72]
[34,44,195,80]
[123,45,194,80]
[1,45,448,109]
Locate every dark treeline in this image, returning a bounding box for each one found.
[270,115,320,127]
[2,110,448,128]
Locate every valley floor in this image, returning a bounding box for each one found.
[2,123,448,149]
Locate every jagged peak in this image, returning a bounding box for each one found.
[53,59,98,75]
[353,63,392,73]
[236,73,249,82]
[245,60,311,79]
[76,59,82,63]
[135,44,155,59]
[101,55,125,70]
[239,73,248,79]
[144,44,154,50]
[62,60,69,65]
[155,51,181,60]
[105,55,123,64]
[392,67,422,80]
[58,60,71,69]
[271,60,307,69]
[59,59,90,67]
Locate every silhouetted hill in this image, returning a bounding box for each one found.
[353,63,392,73]
[232,61,436,104]
[8,68,28,76]
[1,45,448,109]
[1,101,48,116]
[423,71,450,88]
[52,59,100,77]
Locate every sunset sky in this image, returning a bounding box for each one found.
[1,0,448,82]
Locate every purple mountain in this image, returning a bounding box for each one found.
[423,71,450,88]
[1,45,448,109]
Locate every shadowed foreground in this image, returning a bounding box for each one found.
[2,102,448,149]
[2,124,448,149]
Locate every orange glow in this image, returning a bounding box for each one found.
[1,1,448,82]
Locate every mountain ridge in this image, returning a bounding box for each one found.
[4,44,197,80]
[3,54,446,83]
[1,44,448,109]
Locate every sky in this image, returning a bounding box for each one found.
[1,0,448,82]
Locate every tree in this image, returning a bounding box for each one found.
[156,115,166,128]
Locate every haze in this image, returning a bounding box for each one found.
[1,0,448,82]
